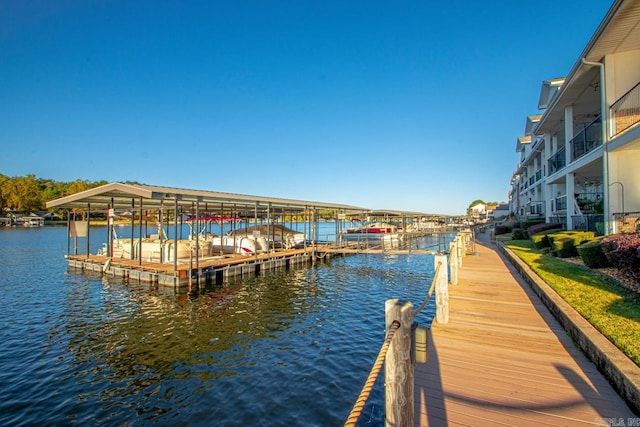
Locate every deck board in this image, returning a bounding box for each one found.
[414,232,635,426]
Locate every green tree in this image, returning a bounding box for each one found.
[467,199,485,216]
[0,174,107,213]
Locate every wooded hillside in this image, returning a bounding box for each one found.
[0,174,107,213]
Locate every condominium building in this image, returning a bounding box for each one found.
[510,0,640,235]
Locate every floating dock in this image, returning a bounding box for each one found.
[46,182,460,289]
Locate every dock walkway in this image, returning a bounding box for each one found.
[414,231,636,426]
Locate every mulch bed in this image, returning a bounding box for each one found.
[561,256,640,295]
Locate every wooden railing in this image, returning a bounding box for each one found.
[344,230,472,426]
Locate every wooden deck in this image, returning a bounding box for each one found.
[414,232,636,426]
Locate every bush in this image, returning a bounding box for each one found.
[521,219,545,232]
[530,228,566,249]
[553,237,579,258]
[601,233,640,282]
[527,222,563,236]
[548,230,595,247]
[531,233,552,249]
[532,230,594,257]
[512,228,526,240]
[577,237,610,268]
[494,224,512,235]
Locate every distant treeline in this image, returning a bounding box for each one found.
[0,174,107,213]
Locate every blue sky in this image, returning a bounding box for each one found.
[0,1,612,215]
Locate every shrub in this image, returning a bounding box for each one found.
[527,222,563,236]
[548,231,595,248]
[531,233,552,249]
[521,219,545,232]
[512,228,526,240]
[530,228,567,249]
[577,237,610,268]
[494,224,512,235]
[553,237,579,258]
[601,233,640,282]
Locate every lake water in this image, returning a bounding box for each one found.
[0,224,450,426]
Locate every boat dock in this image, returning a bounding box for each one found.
[66,235,450,288]
[46,182,459,288]
[414,231,638,425]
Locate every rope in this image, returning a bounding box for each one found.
[413,261,442,317]
[344,320,401,427]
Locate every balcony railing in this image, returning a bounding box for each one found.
[570,116,602,162]
[528,202,544,216]
[535,169,542,182]
[572,215,605,235]
[548,216,568,230]
[611,81,640,137]
[575,192,603,214]
[548,146,566,175]
[554,195,567,212]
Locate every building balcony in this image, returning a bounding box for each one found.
[572,214,605,235]
[611,81,640,137]
[548,146,566,175]
[553,195,567,212]
[575,192,604,214]
[570,116,602,162]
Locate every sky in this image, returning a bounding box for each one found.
[0,1,613,215]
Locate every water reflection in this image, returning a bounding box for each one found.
[54,267,325,422]
[1,227,447,426]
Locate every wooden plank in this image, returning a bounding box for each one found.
[414,232,635,426]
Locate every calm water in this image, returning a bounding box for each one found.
[0,225,447,426]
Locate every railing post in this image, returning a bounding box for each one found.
[435,254,449,324]
[449,241,459,285]
[384,299,414,427]
[456,235,464,267]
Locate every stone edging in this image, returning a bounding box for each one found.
[496,241,640,415]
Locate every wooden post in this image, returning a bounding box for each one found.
[385,299,414,427]
[449,241,459,285]
[435,254,449,324]
[456,235,464,267]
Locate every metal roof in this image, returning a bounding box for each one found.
[45,182,368,214]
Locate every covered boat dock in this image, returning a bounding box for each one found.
[46,182,370,288]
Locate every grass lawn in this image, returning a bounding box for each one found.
[504,239,640,366]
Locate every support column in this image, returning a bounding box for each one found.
[384,299,414,427]
[86,203,91,259]
[566,173,576,230]
[435,254,449,324]
[565,105,574,166]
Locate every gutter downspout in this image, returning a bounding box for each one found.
[581,58,610,235]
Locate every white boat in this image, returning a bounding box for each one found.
[230,224,306,249]
[210,234,263,255]
[187,217,263,255]
[13,215,45,227]
[343,222,399,238]
[105,237,202,262]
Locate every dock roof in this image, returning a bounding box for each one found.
[45,182,368,215]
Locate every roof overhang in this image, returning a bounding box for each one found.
[535,0,640,135]
[537,78,565,110]
[516,136,531,152]
[525,115,542,136]
[45,182,367,214]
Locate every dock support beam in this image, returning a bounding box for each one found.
[384,299,414,427]
[435,254,449,324]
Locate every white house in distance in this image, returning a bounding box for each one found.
[510,0,640,235]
